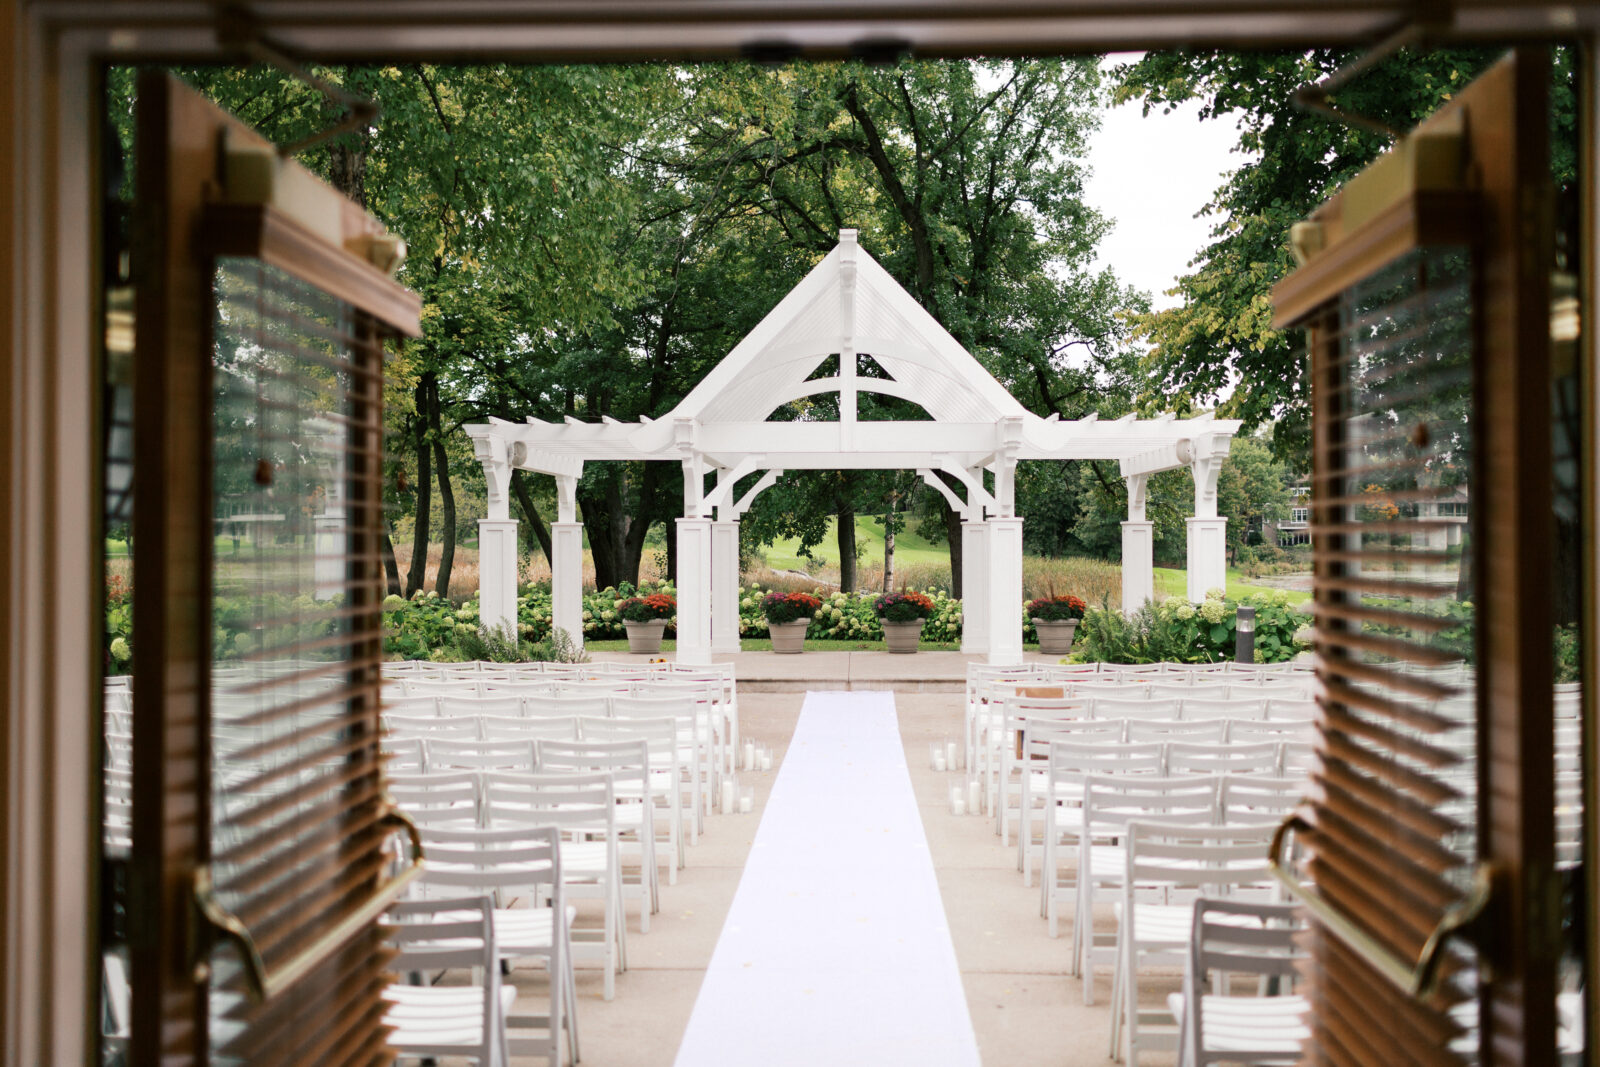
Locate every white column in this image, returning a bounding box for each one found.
[551,474,583,651]
[986,517,1024,665]
[470,436,519,641]
[960,520,990,654]
[711,520,741,653]
[477,519,519,639]
[1121,472,1153,613]
[551,522,584,650]
[676,518,713,665]
[1186,519,1228,602]
[1121,521,1154,611]
[312,420,346,600]
[1186,435,1230,603]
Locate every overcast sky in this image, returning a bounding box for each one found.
[1082,56,1245,311]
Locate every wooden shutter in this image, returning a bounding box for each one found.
[1269,51,1558,1067]
[131,73,421,1066]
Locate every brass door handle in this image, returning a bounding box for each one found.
[193,804,424,1002]
[1268,812,1491,1000]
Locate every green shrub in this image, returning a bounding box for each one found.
[1072,589,1310,664]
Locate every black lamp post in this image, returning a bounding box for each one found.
[1235,605,1256,664]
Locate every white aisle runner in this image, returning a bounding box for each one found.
[674,690,981,1066]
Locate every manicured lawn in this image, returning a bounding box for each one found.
[582,637,964,653]
[761,516,950,572]
[1152,566,1312,605]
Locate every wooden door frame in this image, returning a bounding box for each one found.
[4,6,1600,1066]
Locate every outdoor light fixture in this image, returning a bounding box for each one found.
[1235,606,1256,664]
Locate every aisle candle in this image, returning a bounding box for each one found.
[929,742,941,770]
[950,785,966,816]
[738,788,754,814]
[967,779,981,814]
[933,751,947,772]
[720,779,735,814]
[743,741,756,770]
[945,740,958,770]
[760,750,773,771]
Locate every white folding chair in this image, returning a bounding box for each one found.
[411,826,578,1065]
[525,694,612,719]
[1114,822,1278,1064]
[1092,698,1184,722]
[1264,699,1317,722]
[1227,720,1315,745]
[994,696,1090,834]
[537,737,660,924]
[1012,719,1123,884]
[1038,743,1166,938]
[406,677,482,699]
[1218,774,1303,826]
[580,715,687,873]
[612,695,710,837]
[1075,775,1220,995]
[482,771,627,1000]
[1170,898,1309,1067]
[384,695,440,718]
[480,715,580,744]
[382,894,511,1067]
[385,713,480,740]
[441,696,523,720]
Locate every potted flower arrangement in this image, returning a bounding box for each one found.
[761,591,821,654]
[618,592,676,654]
[874,590,936,654]
[1027,593,1086,655]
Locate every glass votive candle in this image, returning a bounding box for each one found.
[738,787,754,814]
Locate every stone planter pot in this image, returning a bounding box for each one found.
[1032,617,1079,656]
[624,618,667,654]
[882,618,925,654]
[767,618,810,654]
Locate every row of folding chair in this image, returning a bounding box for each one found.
[391,767,637,1002]
[973,695,1316,796]
[385,714,693,860]
[996,718,1315,851]
[385,692,722,830]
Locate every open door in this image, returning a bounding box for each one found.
[122,72,421,1065]
[1270,49,1581,1066]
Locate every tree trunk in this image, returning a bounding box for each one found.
[836,483,858,593]
[428,377,456,598]
[380,525,402,597]
[578,483,618,591]
[882,512,896,593]
[943,499,964,600]
[509,469,553,566]
[619,463,661,587]
[666,520,678,583]
[403,377,432,597]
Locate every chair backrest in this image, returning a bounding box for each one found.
[1125,719,1226,743]
[1218,774,1303,825]
[578,715,680,762]
[1115,663,1170,677]
[439,696,522,720]
[1049,741,1165,786]
[1227,720,1316,745]
[1090,697,1183,722]
[385,713,479,740]
[424,737,538,773]
[1151,682,1231,702]
[1278,741,1318,777]
[383,893,506,1067]
[1080,773,1220,834]
[1181,697,1265,722]
[413,823,563,901]
[479,715,580,743]
[438,662,484,677]
[1265,699,1318,722]
[1188,897,1305,982]
[524,694,612,718]
[1251,681,1316,701]
[536,738,649,796]
[383,695,439,718]
[1226,660,1295,676]
[387,770,481,826]
[1037,664,1102,682]
[478,681,556,699]
[405,678,482,698]
[481,770,616,833]
[611,695,701,733]
[1167,741,1281,776]
[1001,694,1088,720]
[554,679,633,699]
[1019,719,1123,762]
[1124,821,1276,896]
[384,736,425,773]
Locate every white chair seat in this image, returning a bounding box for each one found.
[1167,991,1310,1052]
[383,985,518,1046]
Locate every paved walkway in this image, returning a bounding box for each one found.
[673,691,980,1066]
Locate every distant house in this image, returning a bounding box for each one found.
[1261,483,1468,548]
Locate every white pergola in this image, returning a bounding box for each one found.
[467,230,1238,665]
